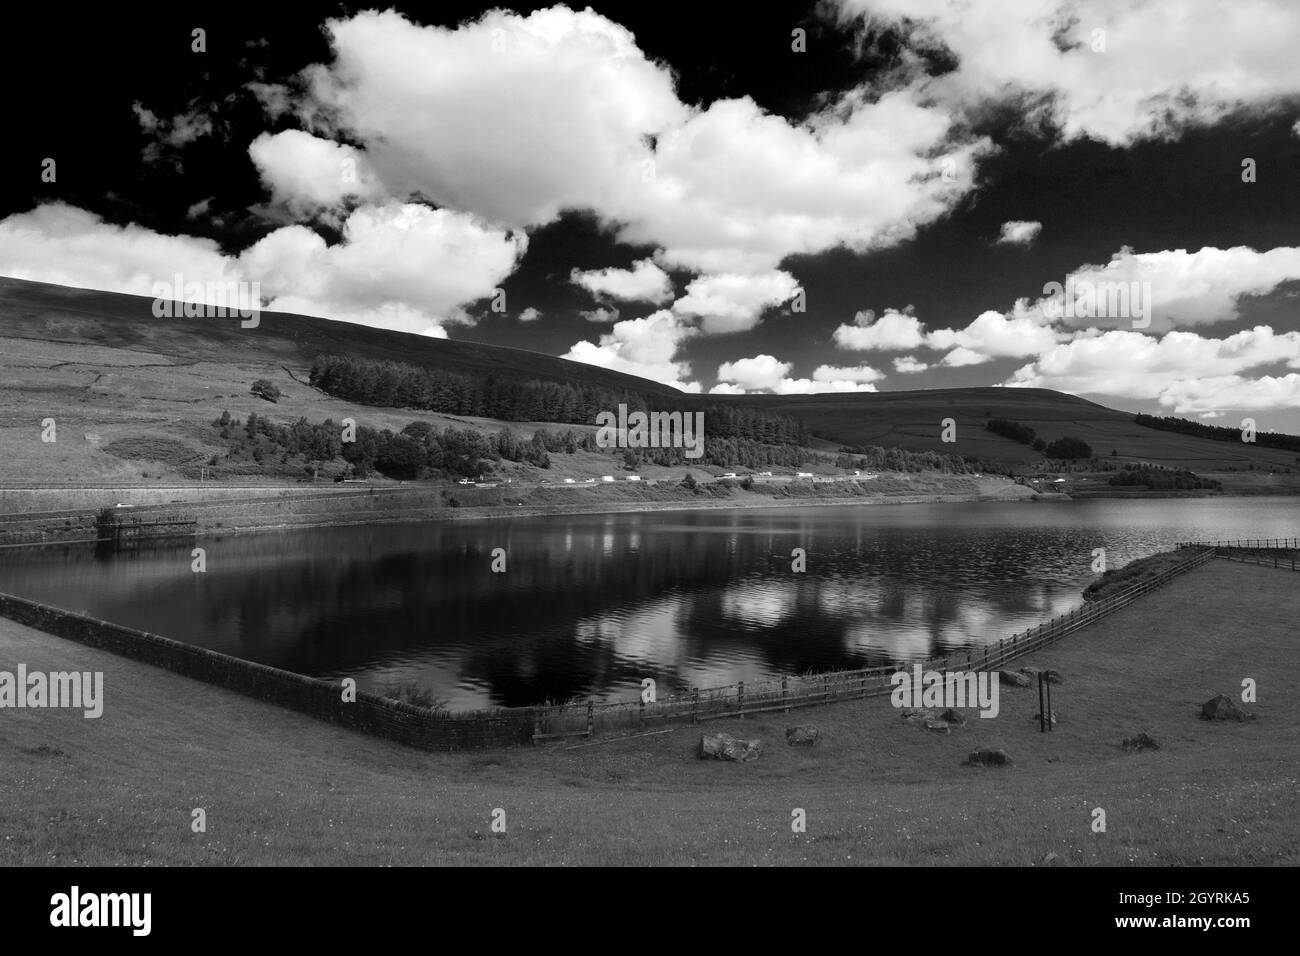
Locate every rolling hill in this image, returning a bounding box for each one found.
[1,275,1297,491]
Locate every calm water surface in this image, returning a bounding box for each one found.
[2,497,1297,709]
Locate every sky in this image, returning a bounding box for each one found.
[3,1,1300,429]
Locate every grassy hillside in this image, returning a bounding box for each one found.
[723,389,1300,472]
[1,276,1297,492]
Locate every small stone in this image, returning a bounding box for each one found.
[785,726,819,747]
[965,748,1012,767]
[1122,732,1160,751]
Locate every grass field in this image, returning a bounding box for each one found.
[1,558,1294,866]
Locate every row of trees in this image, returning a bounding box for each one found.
[1107,464,1222,491]
[1135,413,1300,453]
[834,445,975,473]
[308,354,807,444]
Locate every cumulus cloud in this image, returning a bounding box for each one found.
[713,355,881,394]
[1032,245,1300,332]
[579,306,620,323]
[996,220,1042,246]
[281,7,988,279]
[570,259,673,305]
[248,130,386,220]
[671,270,800,334]
[0,202,240,297]
[927,307,1062,359]
[237,202,527,336]
[812,364,884,383]
[1006,325,1300,412]
[715,354,793,392]
[838,0,1300,145]
[518,306,542,322]
[893,355,929,373]
[833,306,925,351]
[562,309,699,389]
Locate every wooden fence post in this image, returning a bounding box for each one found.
[738,681,745,717]
[639,696,645,730]
[692,688,699,724]
[587,699,594,737]
[1046,677,1053,733]
[1038,673,1046,734]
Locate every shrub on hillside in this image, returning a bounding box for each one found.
[251,379,281,403]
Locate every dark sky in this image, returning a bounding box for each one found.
[3,1,1300,428]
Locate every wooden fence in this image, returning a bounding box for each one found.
[531,545,1218,743]
[1176,538,1300,573]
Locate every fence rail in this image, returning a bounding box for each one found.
[1176,538,1300,550]
[530,545,1218,743]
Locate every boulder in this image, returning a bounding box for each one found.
[1000,670,1032,688]
[965,749,1012,767]
[1200,694,1252,721]
[901,707,937,721]
[939,708,968,727]
[1122,732,1159,751]
[699,733,762,762]
[785,726,819,747]
[924,719,950,734]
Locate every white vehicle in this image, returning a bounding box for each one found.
[722,472,737,479]
[759,471,772,477]
[563,478,576,484]
[584,478,597,484]
[796,472,814,478]
[626,475,641,481]
[457,479,474,485]
[601,475,615,482]
[858,472,878,480]
[475,482,498,489]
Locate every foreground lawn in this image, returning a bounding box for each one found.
[1,559,1296,866]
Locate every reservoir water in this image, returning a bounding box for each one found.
[1,497,1297,710]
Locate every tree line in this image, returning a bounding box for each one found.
[1135,413,1300,454]
[308,354,807,445]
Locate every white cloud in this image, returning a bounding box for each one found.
[248,130,386,219]
[893,355,929,373]
[833,307,926,351]
[562,309,698,389]
[285,8,988,279]
[714,355,880,394]
[570,259,673,304]
[940,347,993,367]
[927,307,1062,359]
[297,8,686,229]
[1006,325,1300,412]
[0,202,240,297]
[812,364,884,384]
[671,270,799,334]
[715,354,793,392]
[839,0,1300,145]
[579,306,620,323]
[1034,245,1300,332]
[996,220,1042,246]
[238,202,526,336]
[518,307,542,322]
[133,102,214,149]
